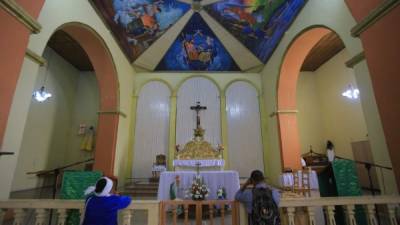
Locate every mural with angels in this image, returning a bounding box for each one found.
[91,0,191,61]
[204,0,306,63]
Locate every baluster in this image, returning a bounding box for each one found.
[367,204,377,225]
[57,209,67,225]
[79,208,84,222]
[286,207,295,225]
[0,209,5,225]
[121,209,132,225]
[387,204,398,225]
[172,205,178,225]
[346,205,357,225]
[184,204,189,225]
[195,202,202,225]
[324,206,336,225]
[307,206,316,225]
[221,204,225,225]
[35,209,48,225]
[209,203,214,225]
[13,209,26,225]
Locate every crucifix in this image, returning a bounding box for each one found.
[190,101,207,129]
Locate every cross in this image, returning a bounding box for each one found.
[190,101,207,129]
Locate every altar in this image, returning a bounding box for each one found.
[157,171,240,200]
[173,159,224,171]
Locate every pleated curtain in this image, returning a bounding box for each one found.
[133,81,170,178]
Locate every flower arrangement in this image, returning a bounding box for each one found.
[185,175,209,200]
[216,187,226,200]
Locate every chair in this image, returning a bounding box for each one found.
[151,154,167,181]
[292,167,312,197]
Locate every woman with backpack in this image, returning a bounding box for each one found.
[235,170,281,225]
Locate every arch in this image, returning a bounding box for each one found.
[59,22,120,176]
[276,26,332,170]
[224,79,261,96]
[133,81,171,178]
[174,75,222,96]
[135,78,173,96]
[225,81,264,176]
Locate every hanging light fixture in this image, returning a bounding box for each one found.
[342,84,360,99]
[32,52,53,102]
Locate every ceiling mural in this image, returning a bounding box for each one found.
[90,0,191,61]
[204,0,306,63]
[156,13,240,71]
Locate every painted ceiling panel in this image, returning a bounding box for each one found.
[204,0,307,63]
[156,13,240,71]
[90,0,191,61]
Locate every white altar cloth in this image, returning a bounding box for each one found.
[279,170,319,189]
[157,171,240,200]
[173,159,224,168]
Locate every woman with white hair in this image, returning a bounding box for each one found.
[81,177,132,225]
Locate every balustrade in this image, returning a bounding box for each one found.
[0,196,399,225]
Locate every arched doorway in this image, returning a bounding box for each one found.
[277,27,333,170]
[60,23,120,176]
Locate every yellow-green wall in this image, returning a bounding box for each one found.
[11,48,99,191]
[0,0,136,198]
[258,0,391,188]
[297,50,368,158]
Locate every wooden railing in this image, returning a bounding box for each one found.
[160,200,240,225]
[0,196,399,225]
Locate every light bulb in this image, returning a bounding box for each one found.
[33,86,52,102]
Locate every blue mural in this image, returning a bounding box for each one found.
[204,0,306,63]
[156,13,240,71]
[91,0,191,61]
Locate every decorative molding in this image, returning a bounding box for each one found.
[25,48,46,66]
[97,110,127,118]
[269,109,298,117]
[345,52,365,68]
[0,0,42,34]
[351,0,400,37]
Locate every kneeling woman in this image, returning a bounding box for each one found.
[82,177,132,225]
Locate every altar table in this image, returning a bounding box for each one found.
[157,171,240,200]
[173,159,224,171]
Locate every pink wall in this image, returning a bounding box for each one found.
[345,1,400,190]
[0,1,45,148]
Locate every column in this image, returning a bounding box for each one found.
[220,93,229,169]
[258,94,269,174]
[168,94,177,170]
[125,95,138,178]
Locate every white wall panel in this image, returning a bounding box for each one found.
[176,77,221,147]
[133,82,170,178]
[226,82,264,176]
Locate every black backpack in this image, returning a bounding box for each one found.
[251,187,280,225]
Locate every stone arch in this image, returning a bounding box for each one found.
[135,79,173,97]
[276,26,333,170]
[224,79,261,96]
[57,22,120,176]
[175,75,222,96]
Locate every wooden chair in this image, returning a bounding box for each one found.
[292,167,312,197]
[151,154,167,181]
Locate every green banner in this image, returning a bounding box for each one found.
[332,159,367,225]
[61,171,102,225]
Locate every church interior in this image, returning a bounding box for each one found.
[1,0,400,224]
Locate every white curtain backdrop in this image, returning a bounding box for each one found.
[176,77,221,147]
[133,81,170,178]
[226,82,264,176]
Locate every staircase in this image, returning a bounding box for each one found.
[121,179,159,199]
